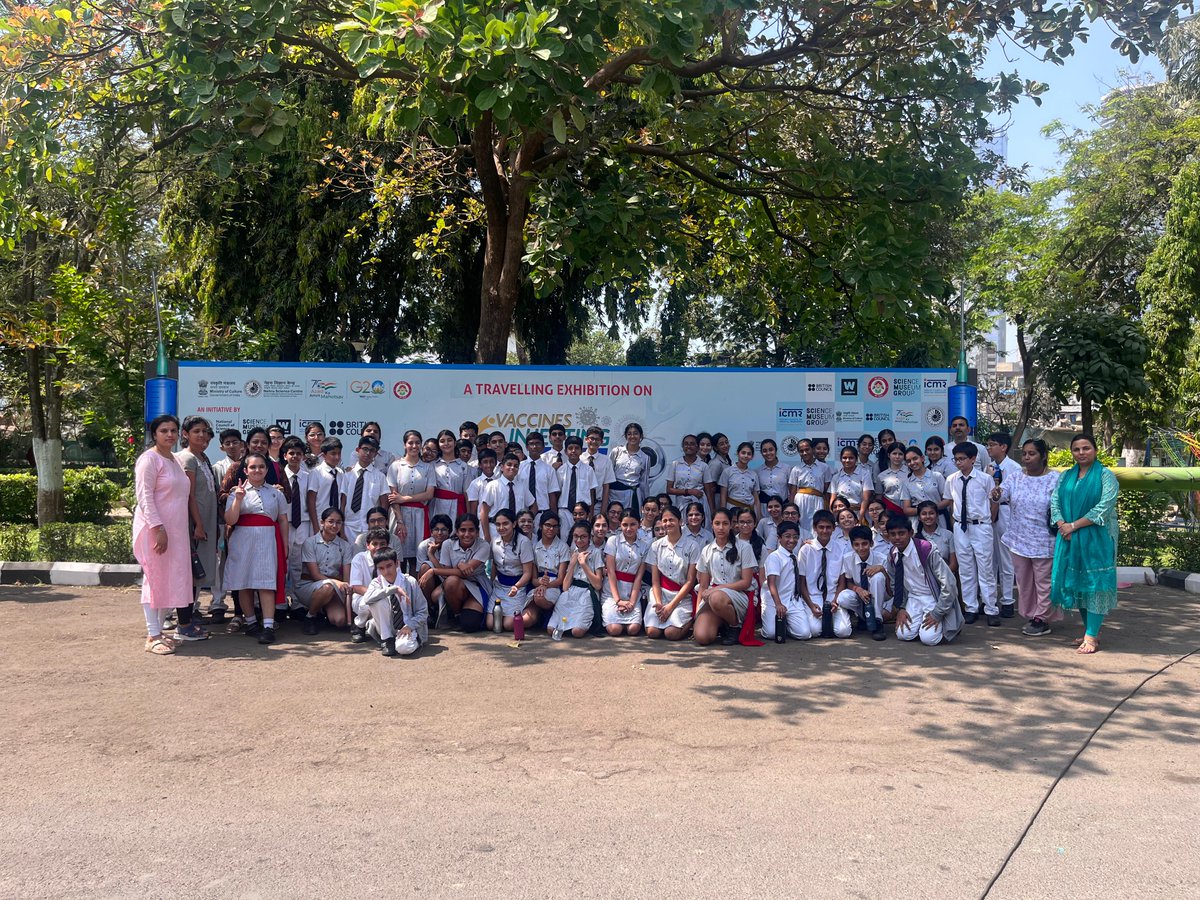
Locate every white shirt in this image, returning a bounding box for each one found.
[603,534,649,600]
[829,468,874,506]
[943,469,995,527]
[467,472,495,504]
[341,464,388,529]
[698,539,757,586]
[556,459,598,513]
[647,535,699,587]
[281,466,312,529]
[481,475,535,519]
[798,538,839,602]
[755,463,791,502]
[308,461,346,515]
[349,549,376,588]
[534,539,571,578]
[609,446,651,497]
[581,450,616,487]
[667,458,710,497]
[764,545,802,603]
[894,539,936,601]
[906,469,947,511]
[491,533,534,579]
[719,465,759,505]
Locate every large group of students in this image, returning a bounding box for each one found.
[132,411,1120,658]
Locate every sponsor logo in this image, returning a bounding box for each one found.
[894,409,917,425]
[195,379,240,398]
[776,405,806,421]
[806,382,833,394]
[477,411,578,431]
[893,377,920,398]
[865,411,891,424]
[923,377,949,393]
[197,379,208,397]
[275,418,292,433]
[838,378,859,397]
[241,417,267,430]
[837,438,858,449]
[244,379,262,398]
[392,381,412,400]
[350,379,386,396]
[926,407,945,426]
[299,419,324,431]
[867,376,889,399]
[326,420,367,437]
[260,379,303,398]
[781,436,802,458]
[835,409,863,425]
[309,379,343,399]
[806,405,834,428]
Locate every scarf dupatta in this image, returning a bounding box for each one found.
[1050,464,1117,614]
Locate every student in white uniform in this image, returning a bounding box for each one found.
[666,434,712,523]
[431,429,471,523]
[703,433,732,514]
[530,512,570,621]
[720,441,761,519]
[788,439,826,540]
[486,509,535,633]
[755,439,791,508]
[835,525,890,640]
[986,432,1022,617]
[582,426,616,515]
[307,437,347,536]
[644,504,700,640]
[602,509,648,635]
[386,430,436,573]
[831,507,858,564]
[479,453,536,541]
[280,437,314,601]
[543,423,567,469]
[351,548,427,656]
[550,521,604,637]
[915,501,957,573]
[608,422,652,516]
[756,495,785,557]
[348,528,390,642]
[905,446,949,525]
[944,442,999,625]
[416,514,453,615]
[294,507,354,635]
[949,416,989,472]
[682,501,714,552]
[925,436,956,480]
[353,507,404,555]
[694,508,758,646]
[637,497,660,545]
[829,445,874,524]
[520,431,560,519]
[342,436,390,545]
[360,422,396,474]
[556,436,598,524]
[884,514,964,645]
[873,429,897,477]
[426,513,491,632]
[856,434,878,478]
[458,421,479,463]
[798,510,851,638]
[810,437,834,490]
[875,442,913,518]
[762,522,811,641]
[466,448,498,515]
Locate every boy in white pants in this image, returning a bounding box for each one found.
[762,522,811,640]
[986,432,1021,618]
[884,515,963,645]
[835,525,890,641]
[351,548,427,657]
[798,510,852,638]
[944,442,999,625]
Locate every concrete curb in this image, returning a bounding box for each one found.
[1117,566,1158,586]
[0,562,141,587]
[1157,568,1200,594]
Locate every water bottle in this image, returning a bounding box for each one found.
[552,616,566,641]
[492,597,503,633]
[993,466,1003,485]
[513,604,525,641]
[820,599,834,638]
[774,613,786,644]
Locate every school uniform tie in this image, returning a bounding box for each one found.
[789,552,802,602]
[328,468,340,511]
[568,465,577,509]
[817,547,828,599]
[960,475,971,530]
[529,461,538,507]
[588,456,595,470]
[290,474,301,528]
[508,480,517,514]
[859,560,870,590]
[351,469,364,513]
[892,550,907,609]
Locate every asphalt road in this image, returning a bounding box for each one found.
[1,583,1196,899]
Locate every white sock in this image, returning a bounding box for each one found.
[244,614,257,625]
[263,617,275,629]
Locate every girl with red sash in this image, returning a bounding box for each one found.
[875,442,914,518]
[431,429,469,522]
[694,509,758,646]
[387,429,434,575]
[644,505,699,641]
[223,452,289,645]
[601,509,648,636]
[550,521,605,638]
[734,508,767,646]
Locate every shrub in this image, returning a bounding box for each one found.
[37,523,134,564]
[0,468,123,524]
[0,475,37,524]
[0,526,34,561]
[1163,530,1200,573]
[1117,491,1173,568]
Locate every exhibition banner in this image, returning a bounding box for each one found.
[179,362,953,488]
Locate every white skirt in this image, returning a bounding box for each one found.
[551,584,595,632]
[644,595,693,630]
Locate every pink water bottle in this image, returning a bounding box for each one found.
[513,605,525,641]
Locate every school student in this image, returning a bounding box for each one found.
[835,525,889,640]
[644,504,700,641]
[905,447,949,523]
[885,515,963,645]
[694,508,758,646]
[756,495,785,556]
[987,432,1022,617]
[295,507,355,635]
[348,528,390,640]
[431,429,471,522]
[351,548,426,657]
[703,433,732,512]
[682,501,714,552]
[609,422,652,515]
[551,521,604,638]
[416,514,453,614]
[944,442,999,625]
[638,497,660,545]
[343,436,390,545]
[875,442,913,517]
[581,426,616,514]
[915,501,957,573]
[720,441,761,519]
[829,446,873,525]
[458,421,480,463]
[426,513,491,632]
[387,430,435,572]
[948,416,989,472]
[856,434,878,478]
[543,422,567,468]
[467,448,498,514]
[602,508,648,636]
[925,436,956,479]
[787,439,826,540]
[479,453,535,540]
[307,437,347,536]
[755,439,791,508]
[762,522,811,641]
[487,509,536,634]
[361,422,396,474]
[666,434,712,522]
[530,512,570,621]
[302,422,326,471]
[798,510,851,638]
[556,436,598,523]
[279,437,314,603]
[353,507,404,555]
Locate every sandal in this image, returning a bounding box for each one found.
[226,615,246,634]
[145,637,176,655]
[1077,636,1100,655]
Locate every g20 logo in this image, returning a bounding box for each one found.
[867,376,889,399]
[350,380,385,395]
[393,381,412,399]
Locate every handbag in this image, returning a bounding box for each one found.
[1047,508,1059,537]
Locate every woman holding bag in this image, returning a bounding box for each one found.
[1050,434,1119,655]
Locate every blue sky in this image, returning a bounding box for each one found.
[983,30,1165,175]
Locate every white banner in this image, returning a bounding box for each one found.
[179,362,953,488]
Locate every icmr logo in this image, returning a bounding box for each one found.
[350,379,386,395]
[392,381,412,400]
[244,379,262,398]
[867,376,889,399]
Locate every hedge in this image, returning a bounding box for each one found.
[0,467,122,524]
[0,524,135,565]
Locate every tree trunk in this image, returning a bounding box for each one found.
[26,347,66,525]
[1080,389,1094,436]
[1010,318,1036,455]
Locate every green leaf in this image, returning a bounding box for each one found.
[552,110,566,144]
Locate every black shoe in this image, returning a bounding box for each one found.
[1022,618,1052,637]
[987,615,1002,627]
[302,617,320,636]
[719,625,738,646]
[380,637,398,657]
[289,606,309,621]
[350,626,367,644]
[964,611,979,624]
[244,621,263,637]
[1000,603,1015,618]
[871,626,888,641]
[257,626,276,644]
[854,616,867,632]
[208,608,227,624]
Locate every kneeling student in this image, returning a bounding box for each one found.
[349,527,391,642]
[835,526,890,641]
[884,515,963,645]
[799,510,852,638]
[351,548,427,656]
[763,521,811,641]
[549,521,604,638]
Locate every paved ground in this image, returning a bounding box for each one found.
[1,583,1197,899]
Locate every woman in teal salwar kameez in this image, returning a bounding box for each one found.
[1050,434,1120,655]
